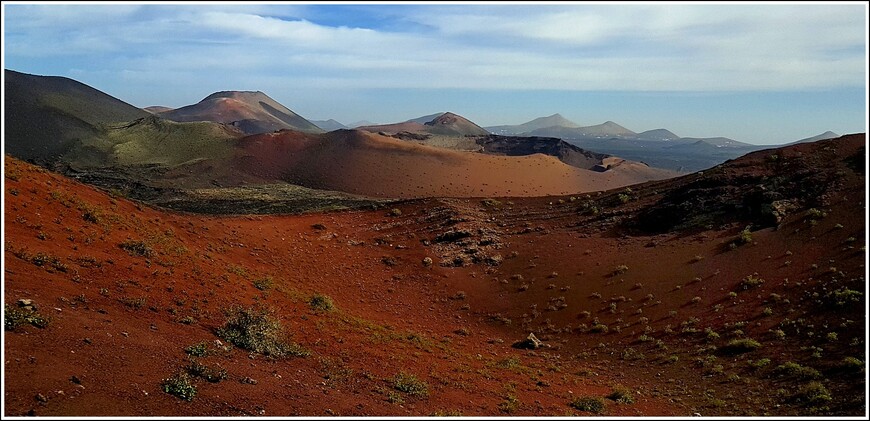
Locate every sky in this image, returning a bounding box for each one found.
[2,1,868,145]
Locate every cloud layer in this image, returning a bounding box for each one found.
[4,4,865,92]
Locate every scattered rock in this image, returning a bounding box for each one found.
[240,377,258,385]
[422,257,433,267]
[70,376,82,384]
[513,332,544,350]
[35,393,48,402]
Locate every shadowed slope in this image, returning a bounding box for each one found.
[4,69,151,162]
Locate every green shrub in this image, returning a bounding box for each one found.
[739,274,765,290]
[842,357,864,372]
[161,373,197,401]
[570,396,605,413]
[184,342,209,357]
[215,305,308,357]
[119,240,153,257]
[721,338,762,354]
[748,358,770,369]
[393,372,429,397]
[607,386,635,403]
[792,382,831,406]
[774,362,820,379]
[253,276,273,291]
[186,359,228,383]
[309,293,335,312]
[4,303,49,330]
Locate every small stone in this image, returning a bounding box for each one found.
[35,393,48,402]
[17,299,33,308]
[70,376,82,384]
[240,377,258,385]
[422,257,433,267]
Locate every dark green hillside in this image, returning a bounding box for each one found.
[4,69,150,162]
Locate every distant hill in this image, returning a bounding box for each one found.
[359,112,489,137]
[312,119,348,131]
[406,112,446,125]
[637,128,680,141]
[144,106,174,114]
[63,115,243,169]
[474,135,609,170]
[347,120,377,128]
[158,91,323,135]
[784,131,840,145]
[527,121,636,139]
[677,136,753,148]
[485,113,580,135]
[4,69,151,162]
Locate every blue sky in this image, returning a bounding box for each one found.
[2,2,867,144]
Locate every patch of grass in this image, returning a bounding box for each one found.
[570,396,605,413]
[607,385,635,404]
[253,276,273,291]
[842,357,864,372]
[748,358,771,369]
[186,359,228,383]
[721,338,762,354]
[215,305,308,358]
[119,239,153,257]
[791,382,831,406]
[309,293,335,312]
[774,362,821,379]
[4,303,50,330]
[184,342,209,357]
[739,274,765,290]
[161,373,197,401]
[498,393,520,413]
[393,372,429,397]
[119,296,147,310]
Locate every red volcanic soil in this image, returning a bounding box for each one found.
[233,129,674,198]
[3,134,866,416]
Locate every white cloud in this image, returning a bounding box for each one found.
[3,3,865,94]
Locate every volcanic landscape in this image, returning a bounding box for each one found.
[2,69,866,417]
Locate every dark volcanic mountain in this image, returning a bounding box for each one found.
[4,69,151,162]
[474,135,609,170]
[157,91,323,135]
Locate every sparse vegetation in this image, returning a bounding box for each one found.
[607,386,635,404]
[721,338,761,354]
[393,372,428,397]
[309,293,335,312]
[161,373,197,401]
[570,396,605,413]
[4,303,49,330]
[791,382,832,406]
[215,305,308,357]
[842,357,864,372]
[739,273,765,290]
[119,239,153,257]
[184,342,209,357]
[774,362,821,379]
[253,276,274,291]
